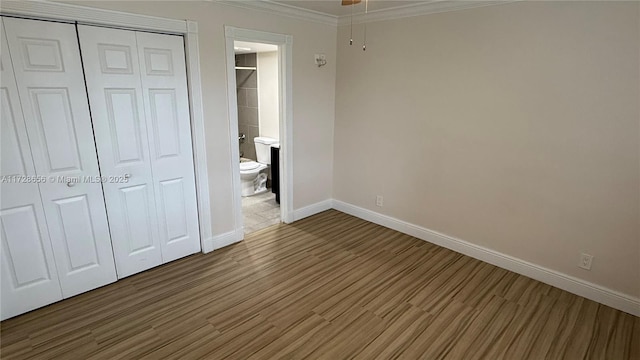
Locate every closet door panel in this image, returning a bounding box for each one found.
[28,88,82,172]
[77,25,162,278]
[51,195,101,269]
[137,32,201,262]
[3,18,117,297]
[0,19,63,320]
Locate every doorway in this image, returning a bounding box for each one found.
[225,27,293,237]
[236,42,279,233]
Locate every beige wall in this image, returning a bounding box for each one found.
[56,1,639,299]
[333,1,640,297]
[68,1,337,236]
[257,51,280,140]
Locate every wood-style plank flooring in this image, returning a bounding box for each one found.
[1,210,639,359]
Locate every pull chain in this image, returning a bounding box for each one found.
[363,0,368,51]
[349,0,353,45]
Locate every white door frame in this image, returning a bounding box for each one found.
[224,26,294,234]
[0,1,214,252]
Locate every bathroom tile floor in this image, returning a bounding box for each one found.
[242,189,281,234]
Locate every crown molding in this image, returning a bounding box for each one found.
[2,0,518,30]
[216,0,339,26]
[337,0,518,26]
[216,1,517,27]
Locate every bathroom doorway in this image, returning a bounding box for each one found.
[236,43,280,234]
[225,27,293,237]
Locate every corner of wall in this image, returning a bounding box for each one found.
[284,196,640,316]
[330,199,640,317]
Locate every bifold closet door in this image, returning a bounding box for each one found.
[136,31,200,262]
[76,26,162,278]
[3,18,117,297]
[78,25,200,277]
[0,19,63,320]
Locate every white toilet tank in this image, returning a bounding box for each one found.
[254,137,278,165]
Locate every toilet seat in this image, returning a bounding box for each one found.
[240,161,261,171]
[239,161,267,175]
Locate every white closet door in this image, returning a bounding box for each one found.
[3,18,117,296]
[77,25,162,278]
[0,19,63,320]
[137,32,201,262]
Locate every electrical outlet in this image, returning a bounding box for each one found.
[376,195,383,207]
[579,253,593,270]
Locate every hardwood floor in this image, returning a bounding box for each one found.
[1,210,638,359]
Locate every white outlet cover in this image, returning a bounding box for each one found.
[579,253,593,270]
[376,196,383,206]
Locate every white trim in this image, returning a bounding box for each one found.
[331,200,640,317]
[203,229,244,253]
[1,1,213,254]
[224,32,245,235]
[280,34,294,224]
[225,26,295,236]
[0,0,187,33]
[1,0,517,31]
[293,200,333,222]
[225,26,291,46]
[336,1,517,26]
[185,21,213,250]
[215,0,516,27]
[217,0,338,26]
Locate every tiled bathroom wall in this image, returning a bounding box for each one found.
[236,53,258,161]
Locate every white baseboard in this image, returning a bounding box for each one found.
[202,197,334,254]
[292,199,333,221]
[332,200,640,317]
[202,228,244,253]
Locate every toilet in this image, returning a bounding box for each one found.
[240,137,279,197]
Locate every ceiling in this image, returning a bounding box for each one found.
[270,0,429,17]
[234,41,278,54]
